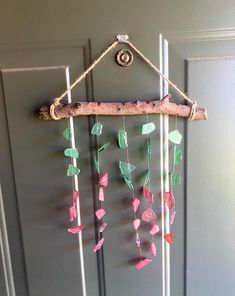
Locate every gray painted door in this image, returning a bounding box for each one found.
[0,1,235,296]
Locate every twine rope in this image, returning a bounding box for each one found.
[50,38,197,120]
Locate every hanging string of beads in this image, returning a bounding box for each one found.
[141,115,159,257]
[62,126,84,235]
[91,116,110,252]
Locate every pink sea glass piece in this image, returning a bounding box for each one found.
[142,208,157,222]
[69,205,77,222]
[73,190,79,205]
[150,224,159,235]
[135,258,152,270]
[162,192,175,209]
[96,208,106,220]
[150,242,157,256]
[93,237,105,252]
[133,219,140,230]
[99,222,107,233]
[98,187,104,201]
[136,233,141,248]
[143,187,154,204]
[99,172,108,187]
[132,198,140,213]
[68,224,84,234]
[164,233,173,244]
[170,211,176,225]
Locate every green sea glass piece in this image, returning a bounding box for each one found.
[171,172,181,187]
[119,161,135,175]
[168,130,183,145]
[147,137,151,160]
[67,164,80,176]
[91,122,103,136]
[98,142,110,152]
[143,170,150,186]
[174,146,182,165]
[118,130,128,149]
[94,155,100,174]
[64,148,79,158]
[63,128,72,141]
[142,122,156,135]
[123,175,134,190]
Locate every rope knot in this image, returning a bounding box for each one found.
[189,101,197,121]
[49,97,61,120]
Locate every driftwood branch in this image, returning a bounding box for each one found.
[39,94,207,121]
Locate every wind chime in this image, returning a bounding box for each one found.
[39,35,207,270]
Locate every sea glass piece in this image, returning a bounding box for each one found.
[95,208,106,220]
[136,233,141,248]
[133,219,140,230]
[174,146,182,165]
[135,258,152,270]
[118,129,128,149]
[119,161,135,175]
[91,122,103,136]
[142,208,157,222]
[168,130,183,144]
[143,170,150,187]
[162,192,175,209]
[69,205,77,222]
[99,172,108,187]
[150,224,159,235]
[93,237,104,252]
[164,233,173,244]
[94,155,100,174]
[123,175,134,190]
[142,122,156,135]
[73,190,79,205]
[63,127,72,141]
[99,222,107,233]
[68,224,84,234]
[170,211,176,225]
[143,187,154,204]
[147,137,152,160]
[67,164,80,176]
[98,142,110,152]
[64,148,79,158]
[132,198,140,213]
[171,172,181,187]
[150,242,157,256]
[98,187,104,201]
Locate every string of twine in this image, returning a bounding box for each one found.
[50,38,197,120]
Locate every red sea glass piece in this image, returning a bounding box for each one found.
[142,208,157,222]
[164,233,173,244]
[67,224,84,234]
[150,224,159,235]
[93,237,104,252]
[99,172,108,187]
[150,242,157,256]
[132,198,140,213]
[133,219,140,230]
[170,211,176,225]
[163,192,175,209]
[95,208,106,220]
[98,187,104,201]
[143,187,154,204]
[99,222,107,233]
[73,190,79,205]
[136,233,141,248]
[69,205,77,222]
[135,258,152,270]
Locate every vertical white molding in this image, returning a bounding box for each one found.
[159,34,170,296]
[0,184,16,296]
[65,67,87,296]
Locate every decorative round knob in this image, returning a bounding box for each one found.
[116,49,133,67]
